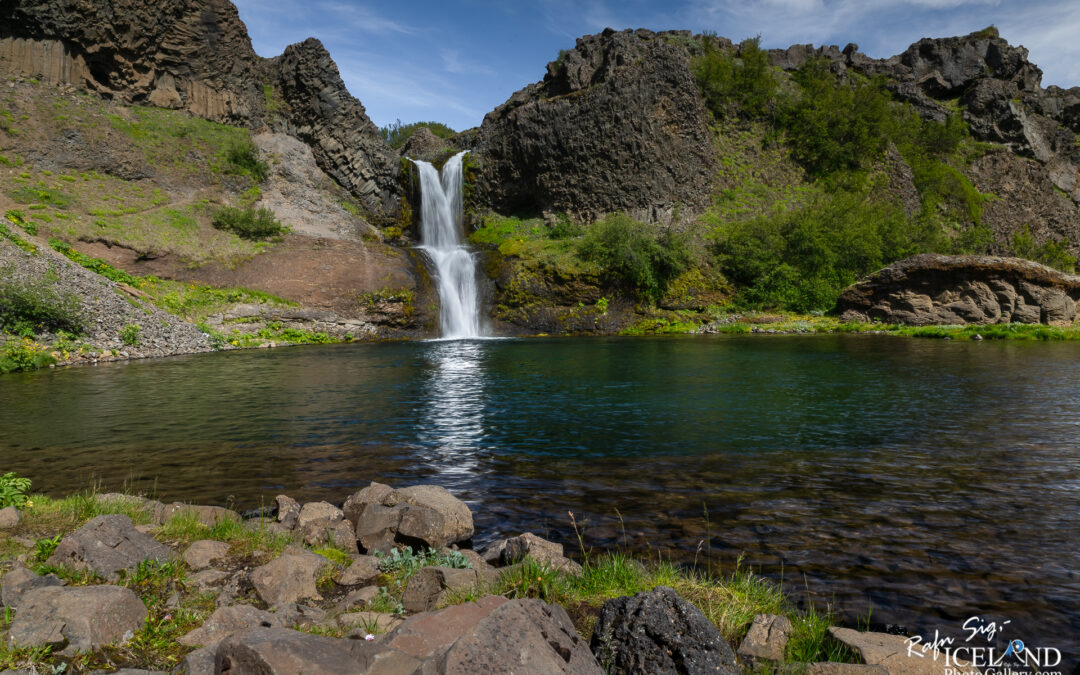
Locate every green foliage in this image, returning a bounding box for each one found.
[0,274,85,336]
[578,213,692,304]
[376,546,471,589]
[0,338,59,373]
[0,219,37,254]
[0,109,15,134]
[779,60,893,175]
[379,119,457,149]
[547,214,584,239]
[1010,225,1076,272]
[973,25,999,39]
[5,209,33,235]
[0,471,32,508]
[10,184,71,209]
[33,533,63,561]
[120,323,141,346]
[694,35,778,118]
[48,239,141,286]
[224,138,269,183]
[711,188,915,312]
[210,205,286,240]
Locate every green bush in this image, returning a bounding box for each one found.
[0,338,57,373]
[379,120,457,149]
[694,35,778,118]
[211,206,286,240]
[120,324,140,346]
[224,138,269,183]
[1010,225,1076,272]
[579,213,693,303]
[0,472,32,508]
[711,189,915,312]
[0,274,85,336]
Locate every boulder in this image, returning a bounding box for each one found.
[275,495,301,530]
[835,254,1080,326]
[497,532,582,575]
[336,555,381,586]
[173,644,218,675]
[0,506,20,529]
[182,540,230,571]
[590,586,739,675]
[153,503,239,527]
[46,514,177,580]
[381,595,600,673]
[1,564,65,610]
[214,627,380,674]
[273,603,327,629]
[827,627,976,675]
[296,501,357,553]
[345,483,474,552]
[737,614,793,666]
[401,566,483,613]
[179,605,281,647]
[8,585,147,656]
[338,585,379,612]
[249,547,331,607]
[186,569,229,594]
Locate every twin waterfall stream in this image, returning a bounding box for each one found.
[412,152,483,339]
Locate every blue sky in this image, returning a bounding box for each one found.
[232,0,1080,132]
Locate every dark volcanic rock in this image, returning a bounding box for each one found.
[0,0,399,216]
[215,626,378,674]
[265,38,400,215]
[590,586,738,675]
[835,254,1080,325]
[471,28,715,224]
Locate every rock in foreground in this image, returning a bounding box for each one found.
[835,254,1080,325]
[591,586,739,675]
[46,514,177,580]
[7,585,147,656]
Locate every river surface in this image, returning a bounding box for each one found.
[2,335,1078,661]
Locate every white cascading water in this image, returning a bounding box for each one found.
[412,151,482,339]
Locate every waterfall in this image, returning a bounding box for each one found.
[412,151,482,339]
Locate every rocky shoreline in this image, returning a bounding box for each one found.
[0,482,967,674]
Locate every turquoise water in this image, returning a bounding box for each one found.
[2,335,1078,659]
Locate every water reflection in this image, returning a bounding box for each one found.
[415,340,487,481]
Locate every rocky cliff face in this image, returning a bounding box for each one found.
[469,28,716,225]
[772,30,1080,205]
[835,254,1080,325]
[0,0,399,216]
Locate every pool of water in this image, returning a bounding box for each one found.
[2,335,1078,662]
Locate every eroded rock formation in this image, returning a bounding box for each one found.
[0,0,399,215]
[469,28,716,224]
[835,254,1080,325]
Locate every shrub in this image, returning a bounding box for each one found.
[711,189,915,312]
[0,338,57,373]
[1010,225,1076,273]
[578,213,693,303]
[0,275,85,336]
[49,239,141,285]
[224,138,269,183]
[211,206,286,240]
[694,35,778,118]
[120,323,140,346]
[0,472,32,508]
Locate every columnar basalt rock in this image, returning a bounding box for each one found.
[470,28,717,225]
[0,0,400,217]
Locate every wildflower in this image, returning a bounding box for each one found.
[364,634,375,641]
[25,500,33,508]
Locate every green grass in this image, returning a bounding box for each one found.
[155,508,294,557]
